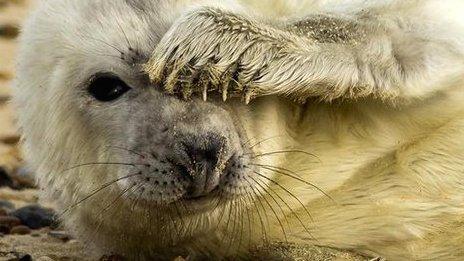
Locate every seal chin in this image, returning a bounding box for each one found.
[180,189,222,213]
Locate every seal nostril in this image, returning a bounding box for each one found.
[177,165,193,182]
[171,133,231,198]
[185,147,219,169]
[180,133,225,171]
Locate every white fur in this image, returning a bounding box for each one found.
[13,0,464,260]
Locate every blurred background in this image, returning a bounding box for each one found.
[0,1,89,260]
[0,0,34,195]
[0,0,26,165]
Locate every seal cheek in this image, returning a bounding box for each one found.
[116,158,189,205]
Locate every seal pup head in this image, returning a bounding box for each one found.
[13,0,295,258]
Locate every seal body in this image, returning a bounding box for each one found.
[13,0,464,260]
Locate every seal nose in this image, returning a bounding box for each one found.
[177,133,226,198]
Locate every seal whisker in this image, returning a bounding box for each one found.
[252,164,333,201]
[250,176,290,242]
[248,135,285,149]
[68,41,129,61]
[115,17,134,51]
[228,187,246,254]
[251,163,303,177]
[242,136,256,148]
[85,51,124,60]
[61,162,145,173]
[166,202,184,246]
[249,186,269,244]
[255,172,317,241]
[98,181,139,216]
[225,194,239,256]
[242,191,254,250]
[248,176,288,243]
[251,170,315,225]
[81,34,125,54]
[90,181,142,242]
[236,194,246,252]
[242,177,269,243]
[59,172,143,216]
[174,201,190,233]
[174,201,194,244]
[65,37,124,59]
[249,149,320,161]
[222,196,235,255]
[255,173,314,232]
[211,189,225,216]
[213,190,228,231]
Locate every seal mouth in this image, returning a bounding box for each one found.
[178,187,222,213]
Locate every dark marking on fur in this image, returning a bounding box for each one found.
[287,15,367,44]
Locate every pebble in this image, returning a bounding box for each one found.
[0,208,8,216]
[0,224,9,234]
[11,205,55,229]
[36,256,54,261]
[18,254,32,261]
[0,199,15,211]
[48,230,71,241]
[10,225,31,235]
[6,252,33,261]
[100,255,125,261]
[30,231,41,237]
[0,95,9,104]
[0,24,19,39]
[0,166,15,188]
[0,135,20,145]
[13,167,36,189]
[0,215,21,228]
[0,165,35,190]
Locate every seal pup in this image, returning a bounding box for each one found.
[13,0,464,260]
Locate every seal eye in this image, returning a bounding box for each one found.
[88,75,131,102]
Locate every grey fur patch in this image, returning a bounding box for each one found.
[287,15,367,44]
